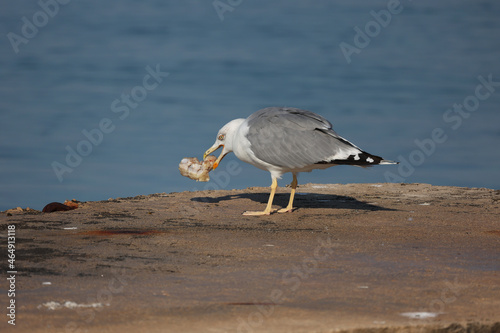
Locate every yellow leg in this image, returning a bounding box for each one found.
[243,177,278,216]
[278,174,297,213]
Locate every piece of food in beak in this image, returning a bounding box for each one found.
[187,162,202,180]
[202,155,216,171]
[179,157,198,177]
[179,155,217,182]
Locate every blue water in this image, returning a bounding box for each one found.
[1,0,499,211]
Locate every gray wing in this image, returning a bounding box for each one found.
[245,107,383,168]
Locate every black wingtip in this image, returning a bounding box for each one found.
[316,151,391,166]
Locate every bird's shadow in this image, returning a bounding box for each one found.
[191,192,395,212]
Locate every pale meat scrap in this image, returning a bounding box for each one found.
[179,157,198,178]
[178,155,216,182]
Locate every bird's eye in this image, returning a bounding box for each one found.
[218,134,225,141]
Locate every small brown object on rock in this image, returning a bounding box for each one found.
[42,202,77,213]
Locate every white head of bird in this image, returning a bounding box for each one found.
[204,118,245,169]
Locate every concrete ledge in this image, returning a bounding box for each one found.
[1,183,499,332]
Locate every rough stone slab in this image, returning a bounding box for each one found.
[1,183,499,332]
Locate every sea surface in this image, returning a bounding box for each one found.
[1,0,499,211]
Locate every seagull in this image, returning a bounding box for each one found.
[204,107,397,216]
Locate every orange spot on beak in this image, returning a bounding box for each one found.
[205,144,225,171]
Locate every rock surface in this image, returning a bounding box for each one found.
[1,183,499,332]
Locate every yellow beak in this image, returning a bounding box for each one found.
[204,144,226,170]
